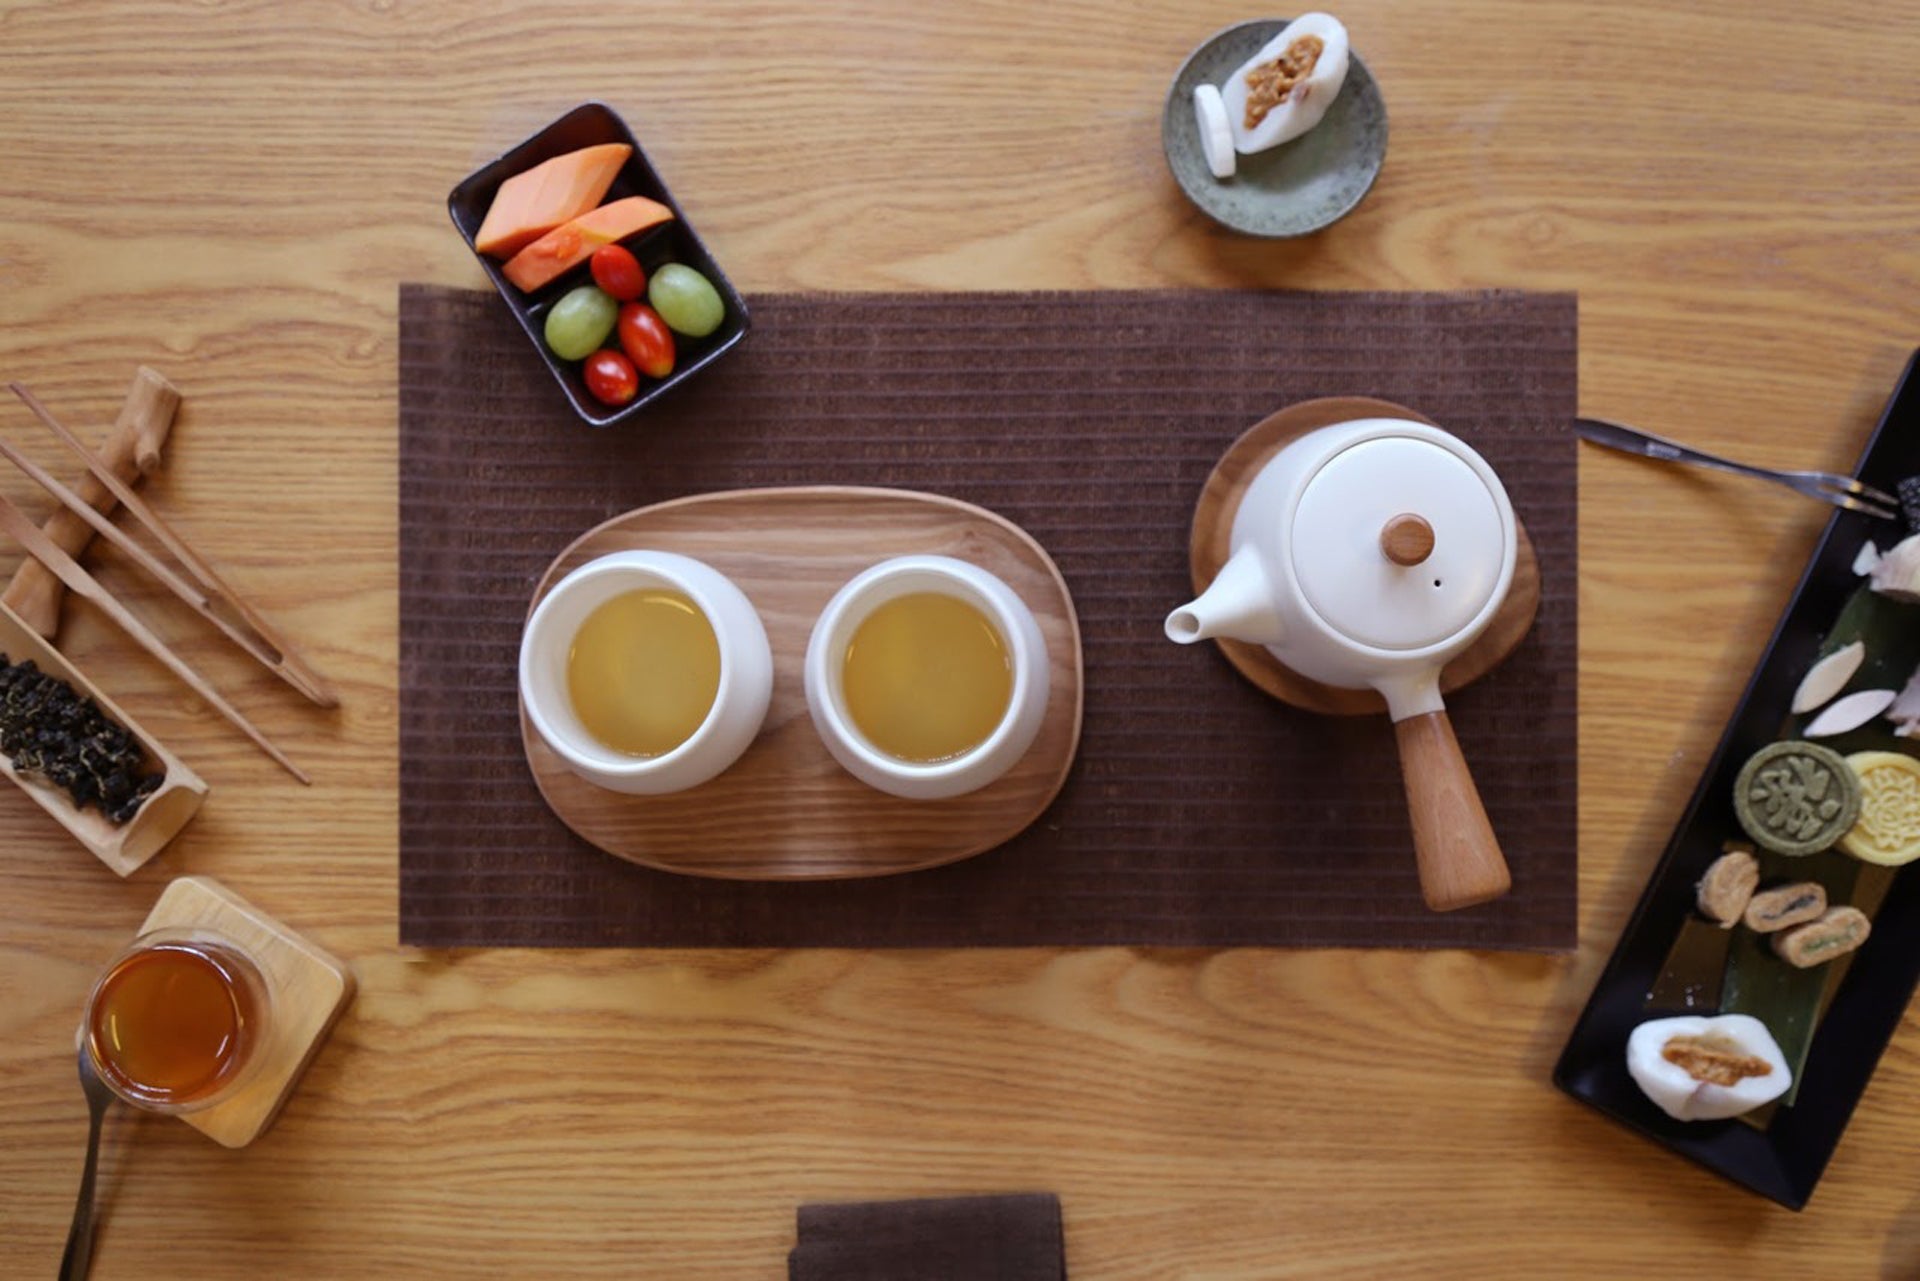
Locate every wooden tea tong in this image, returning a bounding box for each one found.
[0,489,310,784]
[5,383,338,708]
[3,366,176,636]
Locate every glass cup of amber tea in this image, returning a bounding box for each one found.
[80,928,272,1114]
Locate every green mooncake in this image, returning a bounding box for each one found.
[1733,740,1861,856]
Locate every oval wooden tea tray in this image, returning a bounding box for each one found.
[0,600,206,875]
[1189,396,1541,717]
[519,486,1084,880]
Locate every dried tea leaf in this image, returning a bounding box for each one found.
[0,653,161,823]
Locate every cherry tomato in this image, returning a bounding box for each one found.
[582,349,639,406]
[589,244,647,302]
[617,302,675,379]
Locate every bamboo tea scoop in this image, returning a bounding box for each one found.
[0,490,310,784]
[8,382,338,708]
[2,367,176,638]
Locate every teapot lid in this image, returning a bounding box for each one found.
[1290,431,1513,652]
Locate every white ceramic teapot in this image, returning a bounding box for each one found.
[1165,417,1518,911]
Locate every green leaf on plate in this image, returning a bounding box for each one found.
[1722,849,1866,1117]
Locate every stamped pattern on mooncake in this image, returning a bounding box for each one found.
[1839,751,1920,866]
[1733,740,1861,856]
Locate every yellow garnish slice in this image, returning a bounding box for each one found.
[1840,751,1920,866]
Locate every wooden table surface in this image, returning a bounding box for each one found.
[2,1,1916,1276]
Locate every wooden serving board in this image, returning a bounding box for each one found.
[0,599,205,875]
[137,876,355,1148]
[1189,396,1542,717]
[519,486,1084,880]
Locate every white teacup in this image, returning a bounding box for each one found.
[805,554,1050,800]
[519,550,772,795]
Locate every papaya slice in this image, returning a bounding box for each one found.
[501,196,675,293]
[475,143,631,258]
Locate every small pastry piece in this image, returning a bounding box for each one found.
[1695,847,1759,927]
[1790,641,1865,715]
[1733,740,1862,856]
[1771,906,1871,968]
[1193,83,1236,180]
[1741,881,1827,933]
[1803,688,1897,737]
[1853,541,1882,576]
[1221,13,1351,154]
[1869,534,1920,604]
[1626,1014,1791,1121]
[1838,751,1920,865]
[1884,665,1920,738]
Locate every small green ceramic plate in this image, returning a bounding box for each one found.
[1163,19,1388,237]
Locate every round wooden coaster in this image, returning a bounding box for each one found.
[1188,396,1542,717]
[520,486,1084,880]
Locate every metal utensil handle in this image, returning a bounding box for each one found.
[1577,417,1800,492]
[59,1074,106,1281]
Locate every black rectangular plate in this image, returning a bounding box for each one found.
[446,101,750,427]
[1554,347,1920,1210]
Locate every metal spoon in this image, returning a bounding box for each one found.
[59,1047,115,1281]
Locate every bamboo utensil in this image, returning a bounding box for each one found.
[7,382,338,707]
[0,599,207,874]
[0,491,309,783]
[2,367,177,637]
[0,438,211,610]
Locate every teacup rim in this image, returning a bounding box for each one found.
[807,555,1037,782]
[520,550,739,778]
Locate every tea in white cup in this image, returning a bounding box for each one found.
[840,588,1014,764]
[805,555,1049,800]
[565,586,720,759]
[520,550,772,795]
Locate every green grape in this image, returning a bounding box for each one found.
[647,264,725,338]
[543,286,619,361]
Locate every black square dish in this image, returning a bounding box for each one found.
[447,101,749,427]
[1554,347,1920,1209]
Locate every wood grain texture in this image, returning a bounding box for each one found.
[1379,513,1436,568]
[136,876,354,1149]
[1188,395,1543,716]
[522,487,1083,879]
[1394,709,1514,911]
[0,0,1915,1276]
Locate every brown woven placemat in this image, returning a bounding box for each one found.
[399,285,1577,950]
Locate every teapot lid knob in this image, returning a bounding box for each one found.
[1379,513,1435,567]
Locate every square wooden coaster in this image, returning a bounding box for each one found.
[136,876,355,1148]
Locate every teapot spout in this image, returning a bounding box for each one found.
[1164,546,1288,647]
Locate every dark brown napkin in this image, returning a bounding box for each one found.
[399,285,1578,950]
[789,1194,1065,1281]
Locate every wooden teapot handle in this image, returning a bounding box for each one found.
[1392,710,1512,911]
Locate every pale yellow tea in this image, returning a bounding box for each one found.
[842,591,1012,763]
[567,589,720,757]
